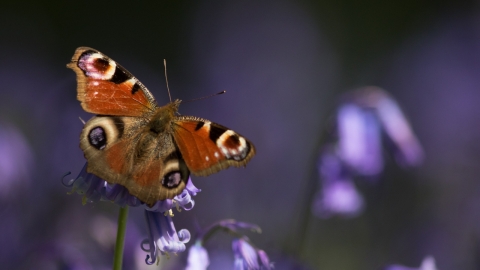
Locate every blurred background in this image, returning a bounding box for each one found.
[0,0,479,269]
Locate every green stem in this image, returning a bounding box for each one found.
[113,206,129,270]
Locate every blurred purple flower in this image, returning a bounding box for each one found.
[312,87,423,218]
[63,163,200,264]
[232,238,273,270]
[257,250,272,270]
[313,178,364,219]
[337,104,383,176]
[187,219,271,270]
[342,86,424,170]
[375,95,424,167]
[186,241,210,270]
[313,148,364,218]
[384,256,437,270]
[0,121,33,199]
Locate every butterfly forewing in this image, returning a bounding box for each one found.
[67,47,157,116]
[173,116,256,176]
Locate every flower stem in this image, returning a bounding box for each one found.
[113,206,129,270]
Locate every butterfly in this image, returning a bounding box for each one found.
[67,47,255,205]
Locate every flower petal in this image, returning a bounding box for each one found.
[232,238,260,270]
[143,210,190,264]
[186,243,210,270]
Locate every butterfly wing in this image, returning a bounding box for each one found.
[67,47,157,116]
[80,115,190,205]
[173,116,256,176]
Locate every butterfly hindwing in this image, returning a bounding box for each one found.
[67,47,157,116]
[173,116,256,176]
[80,115,189,205]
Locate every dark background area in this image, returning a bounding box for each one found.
[0,0,479,269]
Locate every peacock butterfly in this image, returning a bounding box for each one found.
[67,47,255,205]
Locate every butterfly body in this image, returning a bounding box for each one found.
[68,47,255,205]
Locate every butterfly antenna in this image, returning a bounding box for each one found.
[164,59,172,102]
[183,91,226,104]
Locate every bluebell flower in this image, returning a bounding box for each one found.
[374,92,424,167]
[257,250,272,270]
[0,121,33,199]
[186,219,271,270]
[63,163,142,207]
[232,238,273,270]
[313,176,364,218]
[337,103,383,176]
[312,146,364,218]
[339,86,424,172]
[64,163,200,211]
[384,256,437,270]
[141,210,191,264]
[185,241,210,270]
[63,162,201,264]
[312,87,424,218]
